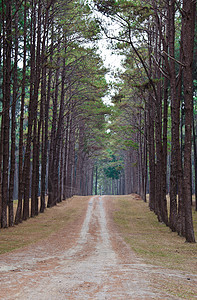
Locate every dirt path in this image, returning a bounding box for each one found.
[0,196,179,299]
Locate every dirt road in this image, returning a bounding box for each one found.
[0,196,178,299]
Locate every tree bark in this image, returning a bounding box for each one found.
[22,0,37,220]
[9,1,18,226]
[181,0,196,242]
[40,3,53,212]
[169,0,179,232]
[47,41,60,207]
[2,0,12,228]
[95,165,98,195]
[193,115,197,211]
[15,0,27,224]
[31,0,42,217]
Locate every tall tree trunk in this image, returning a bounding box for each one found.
[31,0,41,217]
[169,0,179,232]
[193,116,197,211]
[0,7,2,226]
[59,137,64,202]
[40,3,53,212]
[141,105,147,202]
[147,23,156,212]
[181,0,196,242]
[161,75,169,225]
[9,2,18,226]
[148,94,156,211]
[176,33,185,237]
[161,6,169,226]
[152,0,169,224]
[154,31,163,222]
[2,0,12,228]
[53,55,66,203]
[22,0,36,220]
[66,117,74,198]
[40,62,49,212]
[15,0,27,224]
[63,113,70,199]
[0,117,3,226]
[75,121,85,195]
[47,40,60,207]
[95,165,98,195]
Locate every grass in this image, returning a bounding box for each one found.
[111,194,197,299]
[0,195,91,255]
[113,195,197,272]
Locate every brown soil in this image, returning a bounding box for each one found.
[0,196,190,299]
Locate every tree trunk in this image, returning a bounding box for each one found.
[47,45,60,207]
[0,116,3,226]
[66,142,73,196]
[2,0,12,228]
[161,75,169,225]
[148,94,156,212]
[169,0,179,232]
[22,0,37,221]
[15,0,27,224]
[181,0,196,242]
[9,2,18,226]
[75,121,85,195]
[40,3,53,212]
[53,53,66,203]
[193,115,197,211]
[63,113,70,199]
[95,165,98,195]
[154,31,163,222]
[31,0,42,217]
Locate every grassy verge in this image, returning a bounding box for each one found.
[0,196,91,255]
[112,194,197,272]
[112,194,197,299]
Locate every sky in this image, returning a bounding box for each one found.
[97,37,124,104]
[96,28,125,105]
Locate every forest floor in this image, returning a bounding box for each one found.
[0,195,196,299]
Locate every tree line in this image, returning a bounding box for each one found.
[94,0,196,242]
[0,0,109,228]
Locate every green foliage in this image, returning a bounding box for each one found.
[104,165,120,179]
[94,0,118,16]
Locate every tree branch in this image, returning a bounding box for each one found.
[162,50,185,67]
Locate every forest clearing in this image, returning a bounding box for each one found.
[0,194,196,299]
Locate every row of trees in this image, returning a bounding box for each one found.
[1,0,196,244]
[0,0,109,228]
[95,0,196,242]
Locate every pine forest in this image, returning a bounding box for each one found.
[0,0,197,244]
